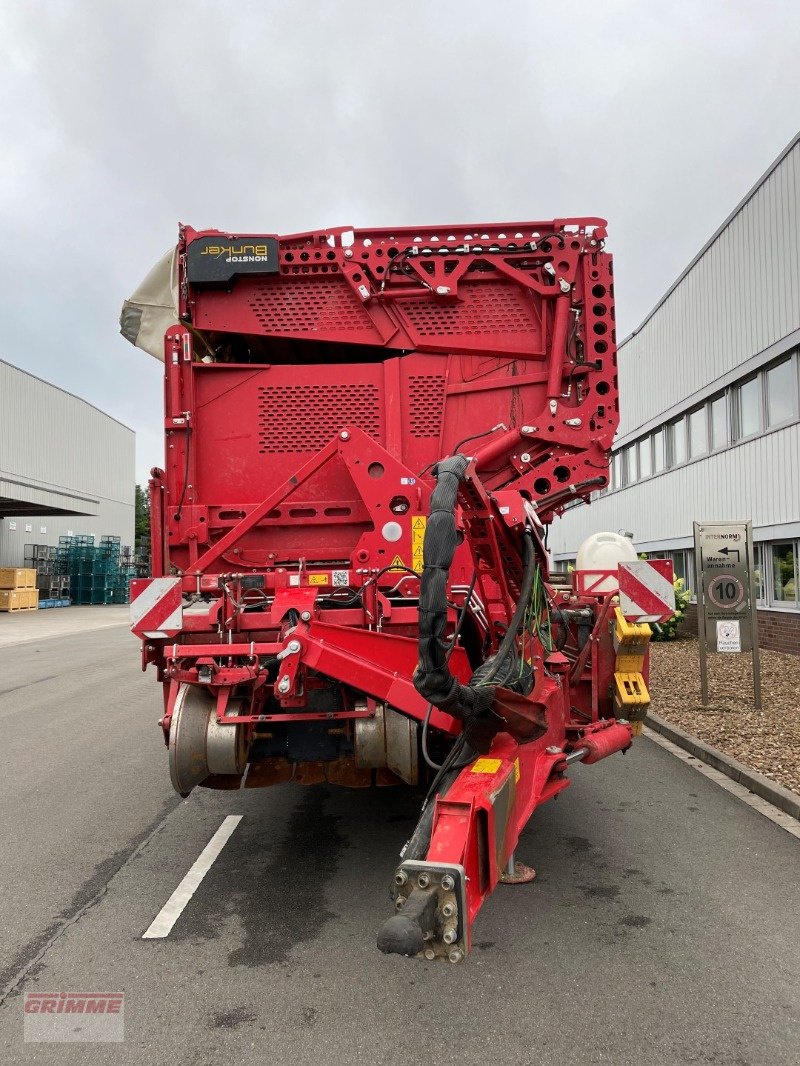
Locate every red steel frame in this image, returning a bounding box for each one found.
[135,218,635,957]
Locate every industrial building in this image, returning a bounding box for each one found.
[551,133,800,653]
[0,360,135,567]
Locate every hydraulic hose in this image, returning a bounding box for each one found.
[413,455,536,752]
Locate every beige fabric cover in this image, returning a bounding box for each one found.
[119,249,179,361]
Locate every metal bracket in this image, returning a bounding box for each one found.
[391,860,468,963]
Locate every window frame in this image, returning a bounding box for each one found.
[734,374,762,441]
[764,354,799,430]
[668,416,687,467]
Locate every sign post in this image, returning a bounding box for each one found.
[693,521,761,709]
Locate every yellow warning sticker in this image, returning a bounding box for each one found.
[514,758,520,783]
[411,515,427,573]
[389,554,406,571]
[471,758,502,774]
[308,574,328,585]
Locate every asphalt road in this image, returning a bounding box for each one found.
[1,615,799,1064]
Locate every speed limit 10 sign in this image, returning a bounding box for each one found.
[693,521,761,706]
[694,521,753,651]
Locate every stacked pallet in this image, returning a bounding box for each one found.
[58,535,137,605]
[24,545,71,608]
[0,568,39,612]
[20,535,150,608]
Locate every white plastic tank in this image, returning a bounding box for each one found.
[575,532,637,593]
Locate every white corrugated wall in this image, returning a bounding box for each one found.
[617,137,799,438]
[552,135,800,558]
[0,361,135,567]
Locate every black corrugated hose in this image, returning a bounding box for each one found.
[413,454,536,754]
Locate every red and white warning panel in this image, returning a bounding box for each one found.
[130,578,183,639]
[618,561,675,623]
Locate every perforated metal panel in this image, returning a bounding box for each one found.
[408,375,446,438]
[257,384,382,453]
[248,277,375,334]
[400,282,536,337]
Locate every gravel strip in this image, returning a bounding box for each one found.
[647,636,800,796]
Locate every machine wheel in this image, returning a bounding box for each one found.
[169,684,248,797]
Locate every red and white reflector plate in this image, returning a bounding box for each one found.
[130,577,183,638]
[618,560,675,623]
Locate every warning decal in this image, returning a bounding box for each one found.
[471,758,502,774]
[389,555,406,571]
[411,516,426,573]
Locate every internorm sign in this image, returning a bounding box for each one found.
[693,520,761,708]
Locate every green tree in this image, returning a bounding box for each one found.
[135,484,151,541]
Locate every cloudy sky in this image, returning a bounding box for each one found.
[2,1,799,484]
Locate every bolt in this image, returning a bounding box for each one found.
[440,874,454,891]
[340,430,350,440]
[546,745,562,754]
[277,675,291,694]
[395,896,406,910]
[441,902,456,919]
[442,926,457,945]
[300,611,311,622]
[344,249,353,258]
[520,452,531,464]
[417,873,431,889]
[424,948,436,961]
[422,930,433,941]
[286,639,301,654]
[394,870,408,887]
[448,948,464,964]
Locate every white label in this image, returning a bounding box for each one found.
[716,619,741,653]
[25,524,32,533]
[8,521,16,531]
[289,574,300,587]
[332,569,350,587]
[400,477,416,485]
[499,506,510,514]
[40,526,47,535]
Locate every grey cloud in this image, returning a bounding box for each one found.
[1,0,799,482]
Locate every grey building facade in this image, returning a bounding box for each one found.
[550,134,800,653]
[0,360,135,567]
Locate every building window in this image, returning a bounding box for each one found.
[669,417,687,466]
[709,393,727,451]
[753,543,765,604]
[638,436,652,479]
[765,357,798,428]
[619,444,637,486]
[772,541,797,605]
[735,376,761,439]
[688,407,707,459]
[616,449,627,488]
[652,428,666,473]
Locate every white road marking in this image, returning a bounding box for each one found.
[142,815,243,938]
[643,728,800,841]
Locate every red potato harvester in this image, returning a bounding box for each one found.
[121,219,673,962]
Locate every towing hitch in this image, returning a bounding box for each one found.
[377,861,468,963]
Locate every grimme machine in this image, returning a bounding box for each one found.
[122,219,670,962]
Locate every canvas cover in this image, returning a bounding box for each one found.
[119,248,179,361]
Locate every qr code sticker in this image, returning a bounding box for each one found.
[332,569,350,587]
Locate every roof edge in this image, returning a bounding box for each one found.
[0,358,135,435]
[620,129,800,349]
